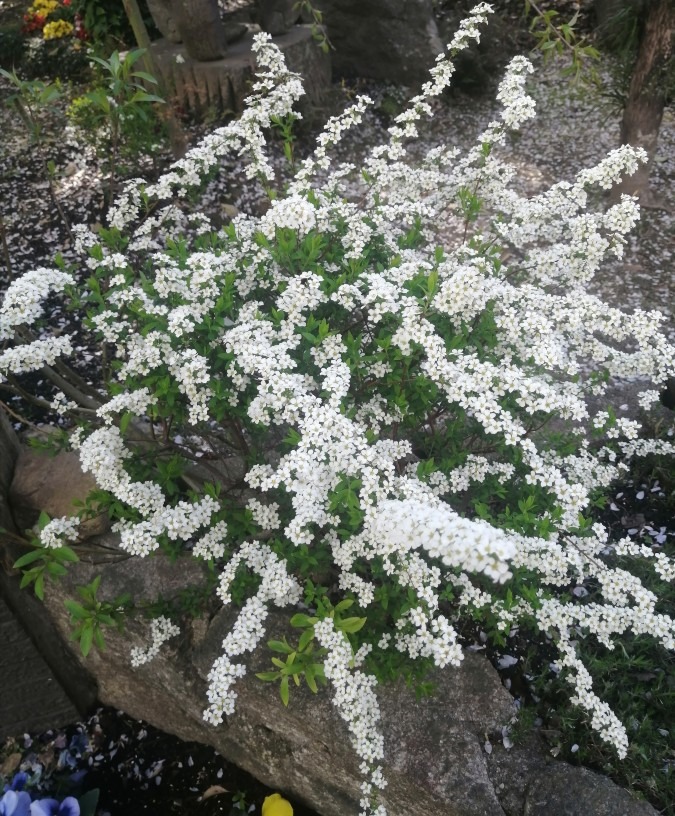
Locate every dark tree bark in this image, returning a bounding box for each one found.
[614,0,674,203]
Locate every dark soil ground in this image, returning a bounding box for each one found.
[1,707,318,816]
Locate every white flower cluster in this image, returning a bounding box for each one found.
[314,618,387,816]
[205,540,301,724]
[373,498,516,583]
[78,426,220,556]
[0,268,74,341]
[39,516,80,548]
[247,498,281,531]
[130,615,180,667]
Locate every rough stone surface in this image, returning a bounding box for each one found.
[259,0,301,35]
[9,446,108,538]
[316,0,443,85]
[524,762,657,816]
[150,25,330,115]
[1,425,97,727]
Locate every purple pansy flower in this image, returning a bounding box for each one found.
[29,798,80,816]
[0,790,31,816]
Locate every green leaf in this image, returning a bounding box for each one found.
[298,627,315,652]
[13,549,46,569]
[34,571,45,600]
[131,70,158,84]
[80,625,94,657]
[290,613,316,628]
[65,600,89,619]
[280,674,290,707]
[37,510,51,530]
[78,788,100,816]
[268,639,293,654]
[305,666,318,693]
[338,616,367,634]
[55,546,79,563]
[119,412,132,434]
[255,671,280,682]
[93,627,106,651]
[20,569,39,590]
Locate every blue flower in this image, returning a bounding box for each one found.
[6,774,28,793]
[29,798,80,816]
[0,790,31,816]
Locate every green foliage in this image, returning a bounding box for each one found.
[72,0,157,51]
[0,68,62,142]
[524,0,600,83]
[257,598,366,705]
[13,512,79,600]
[65,574,130,656]
[67,48,166,201]
[294,0,332,53]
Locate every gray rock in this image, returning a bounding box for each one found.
[259,0,301,36]
[487,737,657,816]
[523,762,656,816]
[147,0,228,60]
[0,596,79,739]
[9,445,108,539]
[0,432,660,816]
[316,0,443,85]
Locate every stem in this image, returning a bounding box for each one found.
[0,213,13,276]
[41,365,102,410]
[108,114,120,211]
[0,399,53,433]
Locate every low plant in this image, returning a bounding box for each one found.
[2,5,675,814]
[0,772,99,816]
[67,48,166,206]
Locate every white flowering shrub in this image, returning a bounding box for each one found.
[2,5,675,813]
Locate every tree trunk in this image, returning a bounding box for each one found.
[614,0,674,204]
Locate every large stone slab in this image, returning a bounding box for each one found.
[0,410,19,536]
[150,25,330,116]
[9,445,108,538]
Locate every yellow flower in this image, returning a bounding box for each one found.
[43,19,74,39]
[262,793,294,816]
[30,0,59,15]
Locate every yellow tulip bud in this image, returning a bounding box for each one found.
[262,792,294,816]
